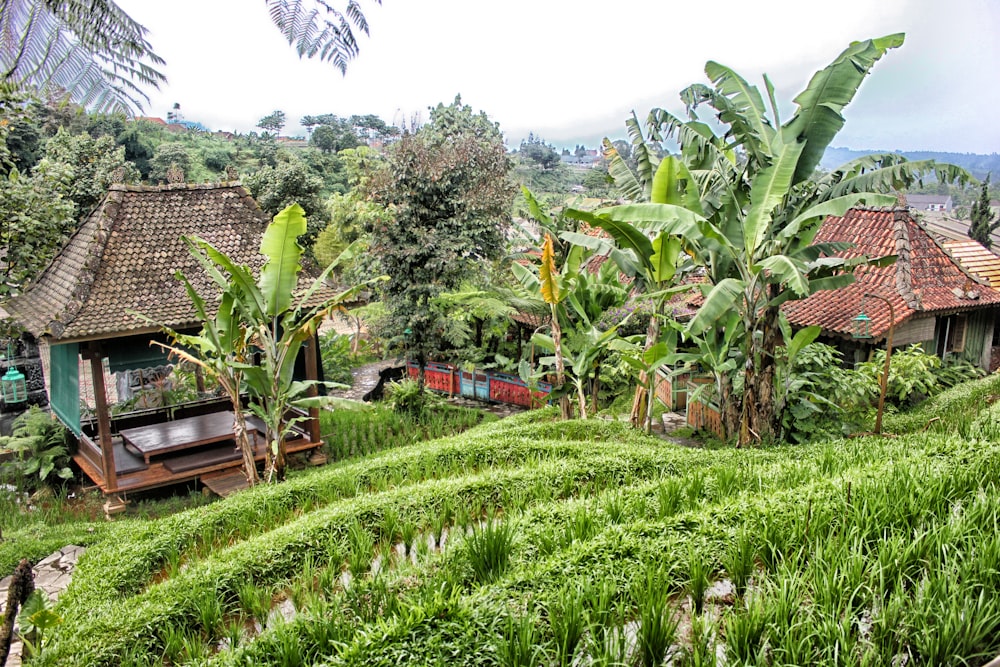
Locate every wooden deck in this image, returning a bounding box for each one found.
[73,432,322,495]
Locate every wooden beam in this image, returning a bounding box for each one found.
[304,333,321,444]
[88,344,117,492]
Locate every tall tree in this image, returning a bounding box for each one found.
[257,110,287,136]
[968,174,998,248]
[364,99,514,387]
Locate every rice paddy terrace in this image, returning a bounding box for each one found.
[32,375,1000,666]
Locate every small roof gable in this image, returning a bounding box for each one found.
[7,182,270,342]
[784,207,1000,340]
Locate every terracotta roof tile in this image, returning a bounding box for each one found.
[784,207,1000,340]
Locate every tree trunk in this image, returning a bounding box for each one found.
[0,559,34,665]
[739,300,780,446]
[550,304,572,420]
[232,411,258,486]
[591,362,601,415]
[630,309,660,429]
[719,373,738,441]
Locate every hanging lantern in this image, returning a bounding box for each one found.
[851,310,873,339]
[1,365,27,404]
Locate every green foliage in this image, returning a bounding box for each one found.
[518,134,561,170]
[465,515,516,583]
[18,589,63,658]
[21,401,1000,665]
[365,98,515,371]
[968,174,998,248]
[859,344,941,405]
[385,378,431,416]
[244,159,331,247]
[0,165,76,294]
[257,109,286,135]
[0,406,73,491]
[40,128,137,216]
[575,35,969,444]
[147,142,192,182]
[0,0,166,113]
[777,342,873,442]
[320,403,489,461]
[318,330,374,385]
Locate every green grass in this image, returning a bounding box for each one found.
[21,373,1000,665]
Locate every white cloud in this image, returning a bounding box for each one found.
[117,0,999,152]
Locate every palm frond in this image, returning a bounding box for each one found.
[1,0,165,113]
[265,0,379,75]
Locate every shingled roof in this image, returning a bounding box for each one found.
[7,182,276,342]
[784,207,1000,340]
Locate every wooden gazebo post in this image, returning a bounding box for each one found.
[82,342,117,494]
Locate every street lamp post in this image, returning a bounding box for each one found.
[851,293,895,435]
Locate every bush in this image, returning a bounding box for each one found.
[385,378,428,416]
[0,407,72,492]
[319,331,374,386]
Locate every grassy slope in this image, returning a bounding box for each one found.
[32,376,1000,666]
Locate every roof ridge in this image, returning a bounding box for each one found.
[108,180,243,193]
[893,207,921,310]
[47,189,123,337]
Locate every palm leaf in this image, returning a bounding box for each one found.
[687,278,743,335]
[783,33,904,183]
[704,60,774,158]
[2,0,165,112]
[650,155,704,215]
[602,137,643,202]
[265,0,379,75]
[260,203,306,316]
[743,139,805,256]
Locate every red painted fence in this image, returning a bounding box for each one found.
[407,361,551,408]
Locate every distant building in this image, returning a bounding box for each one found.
[906,193,953,213]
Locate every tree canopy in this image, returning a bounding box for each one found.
[364,98,514,383]
[968,174,998,248]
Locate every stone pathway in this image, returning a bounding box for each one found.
[328,359,402,402]
[0,546,85,667]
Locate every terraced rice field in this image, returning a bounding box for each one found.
[33,375,1000,666]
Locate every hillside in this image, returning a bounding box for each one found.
[26,373,1000,666]
[822,147,1000,180]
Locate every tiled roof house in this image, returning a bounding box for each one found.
[4,181,327,497]
[784,207,1000,369]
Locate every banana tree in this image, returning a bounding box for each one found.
[579,34,970,444]
[143,204,375,482]
[562,161,691,430]
[512,233,574,419]
[609,323,681,434]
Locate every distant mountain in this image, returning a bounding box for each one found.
[821,148,1000,180]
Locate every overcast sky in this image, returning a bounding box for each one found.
[116,0,999,153]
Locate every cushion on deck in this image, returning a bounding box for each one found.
[162,442,242,473]
[113,441,149,476]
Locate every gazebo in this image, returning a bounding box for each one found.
[4,180,326,503]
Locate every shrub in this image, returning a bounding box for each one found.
[0,407,72,492]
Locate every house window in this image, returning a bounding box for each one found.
[935,314,968,359]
